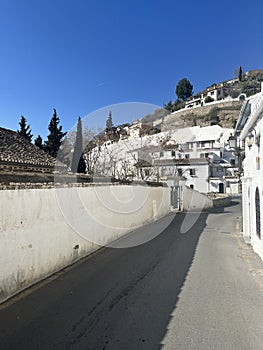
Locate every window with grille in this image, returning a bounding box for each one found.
[255,187,261,239]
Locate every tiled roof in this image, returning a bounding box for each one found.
[0,127,65,169]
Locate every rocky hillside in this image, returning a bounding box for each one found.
[142,69,263,131]
[161,101,243,131]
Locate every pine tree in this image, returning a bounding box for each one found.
[17,116,33,142]
[106,111,113,131]
[44,108,66,158]
[34,135,44,150]
[175,78,193,101]
[71,117,86,173]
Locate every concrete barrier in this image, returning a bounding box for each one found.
[0,184,170,304]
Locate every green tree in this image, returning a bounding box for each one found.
[71,117,86,173]
[106,111,113,130]
[164,101,175,112]
[234,66,243,81]
[34,135,44,150]
[175,78,193,101]
[17,116,33,142]
[44,108,66,158]
[238,66,243,81]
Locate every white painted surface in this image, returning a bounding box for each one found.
[0,185,170,303]
[181,186,213,211]
[240,87,263,261]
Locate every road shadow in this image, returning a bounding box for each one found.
[0,208,213,350]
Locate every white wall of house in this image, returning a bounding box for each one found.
[239,87,263,261]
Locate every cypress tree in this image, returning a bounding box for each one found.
[106,111,113,131]
[71,117,86,173]
[17,116,33,142]
[45,108,66,158]
[34,135,44,150]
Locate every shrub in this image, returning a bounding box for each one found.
[204,96,214,103]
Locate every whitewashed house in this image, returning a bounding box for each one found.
[185,83,227,108]
[134,125,237,193]
[84,123,237,195]
[234,83,263,261]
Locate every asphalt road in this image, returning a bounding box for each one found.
[1,198,263,349]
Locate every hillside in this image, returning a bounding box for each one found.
[161,101,243,131]
[141,68,263,131]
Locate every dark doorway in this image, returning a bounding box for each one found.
[219,183,224,193]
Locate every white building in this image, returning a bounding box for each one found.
[185,83,227,108]
[235,83,263,261]
[135,125,238,193]
[85,124,238,194]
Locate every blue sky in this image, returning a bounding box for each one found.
[0,0,262,139]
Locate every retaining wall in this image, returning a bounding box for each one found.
[181,186,213,211]
[181,186,231,211]
[0,184,170,303]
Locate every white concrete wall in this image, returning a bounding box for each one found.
[241,91,263,261]
[0,184,170,303]
[181,185,213,211]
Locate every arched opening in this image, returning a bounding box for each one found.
[255,187,261,239]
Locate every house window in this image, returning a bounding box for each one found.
[177,168,182,176]
[160,151,164,157]
[185,154,189,159]
[189,168,196,176]
[230,159,235,166]
[190,184,194,189]
[255,187,261,239]
[171,151,175,157]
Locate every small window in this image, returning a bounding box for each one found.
[190,184,194,189]
[171,151,175,157]
[160,151,164,157]
[177,168,182,176]
[230,159,235,165]
[185,154,189,159]
[190,169,196,176]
